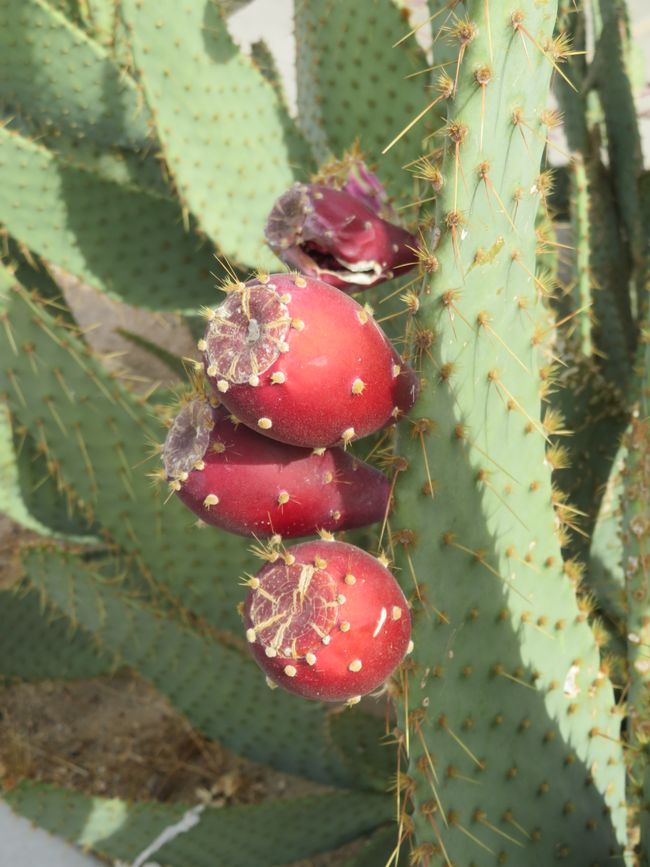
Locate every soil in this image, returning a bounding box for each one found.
[0,669,365,865]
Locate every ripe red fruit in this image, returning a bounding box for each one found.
[201,273,419,448]
[162,400,391,538]
[265,168,417,294]
[243,540,412,702]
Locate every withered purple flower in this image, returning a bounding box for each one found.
[265,164,417,293]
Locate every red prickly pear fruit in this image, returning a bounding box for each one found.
[243,540,412,702]
[264,182,417,294]
[201,273,419,448]
[161,399,391,538]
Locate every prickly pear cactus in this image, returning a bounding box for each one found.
[1,0,649,865]
[390,1,628,862]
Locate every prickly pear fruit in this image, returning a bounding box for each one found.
[162,399,391,538]
[264,182,417,293]
[202,273,419,448]
[243,540,411,702]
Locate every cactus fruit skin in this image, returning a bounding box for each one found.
[243,540,411,702]
[163,400,391,538]
[202,273,419,448]
[264,182,417,294]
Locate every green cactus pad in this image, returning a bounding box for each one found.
[6,781,392,867]
[0,0,150,148]
[0,269,253,630]
[47,0,84,24]
[343,825,402,867]
[1,402,91,541]
[23,544,388,786]
[623,418,650,766]
[588,441,628,626]
[0,53,166,191]
[5,418,101,542]
[623,332,650,785]
[0,128,228,313]
[329,704,394,791]
[643,762,650,866]
[120,0,312,269]
[115,328,188,379]
[554,9,636,393]
[587,158,636,390]
[0,586,111,681]
[250,39,289,110]
[294,0,433,200]
[0,266,93,541]
[551,352,629,554]
[390,0,627,860]
[84,0,118,46]
[41,134,170,197]
[568,158,592,358]
[2,235,78,328]
[594,0,644,280]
